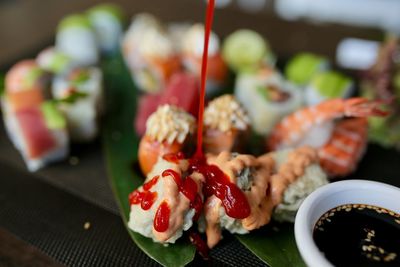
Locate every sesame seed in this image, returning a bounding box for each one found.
[372,256,381,261]
[84,222,91,230]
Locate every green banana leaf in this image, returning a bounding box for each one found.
[101,53,306,267]
[237,223,306,267]
[101,54,196,267]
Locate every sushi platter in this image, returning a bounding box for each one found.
[1,1,400,267]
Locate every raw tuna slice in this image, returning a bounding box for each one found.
[134,93,162,136]
[134,72,200,136]
[16,108,56,158]
[160,72,199,117]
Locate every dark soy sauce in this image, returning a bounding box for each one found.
[313,204,400,267]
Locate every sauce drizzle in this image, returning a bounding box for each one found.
[154,201,171,232]
[189,157,250,219]
[195,0,215,157]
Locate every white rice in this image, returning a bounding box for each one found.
[272,150,329,222]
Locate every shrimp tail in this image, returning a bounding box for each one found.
[344,97,391,118]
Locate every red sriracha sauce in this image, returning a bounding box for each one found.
[162,168,203,221]
[189,231,209,259]
[129,175,159,210]
[195,0,215,157]
[141,191,158,210]
[189,157,250,219]
[154,201,170,232]
[162,169,181,186]
[143,175,159,191]
[163,152,185,164]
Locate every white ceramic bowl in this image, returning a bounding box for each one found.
[294,179,400,267]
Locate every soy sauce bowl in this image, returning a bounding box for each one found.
[294,180,400,267]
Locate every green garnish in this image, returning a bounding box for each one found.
[56,91,88,104]
[23,68,44,88]
[41,101,66,129]
[285,53,327,86]
[257,85,271,101]
[58,14,92,31]
[257,85,290,102]
[49,52,72,74]
[311,71,352,98]
[71,70,90,86]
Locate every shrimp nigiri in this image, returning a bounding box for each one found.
[267,98,389,177]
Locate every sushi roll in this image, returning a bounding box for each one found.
[181,24,227,96]
[128,156,204,243]
[222,29,275,74]
[56,14,99,66]
[4,60,46,112]
[122,14,181,93]
[87,3,125,54]
[266,147,328,222]
[284,52,329,87]
[203,94,251,154]
[305,71,353,106]
[201,152,274,248]
[36,47,75,75]
[235,68,303,136]
[138,105,196,176]
[52,67,103,142]
[1,100,68,172]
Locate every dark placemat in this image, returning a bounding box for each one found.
[0,121,119,214]
[0,160,267,267]
[0,228,63,267]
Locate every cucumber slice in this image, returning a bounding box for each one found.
[222,29,269,73]
[285,53,327,86]
[311,71,352,98]
[41,102,66,130]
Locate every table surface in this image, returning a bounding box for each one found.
[0,1,397,267]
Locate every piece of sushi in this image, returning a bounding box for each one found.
[122,14,181,93]
[138,105,196,176]
[266,147,328,222]
[267,98,388,177]
[134,72,199,136]
[203,94,250,154]
[1,100,68,172]
[305,71,353,106]
[159,72,200,117]
[235,67,303,136]
[284,52,329,87]
[122,13,161,69]
[87,3,124,54]
[222,29,275,74]
[52,67,103,142]
[128,156,204,243]
[201,152,274,248]
[181,24,227,96]
[4,60,47,112]
[36,47,75,75]
[56,14,99,66]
